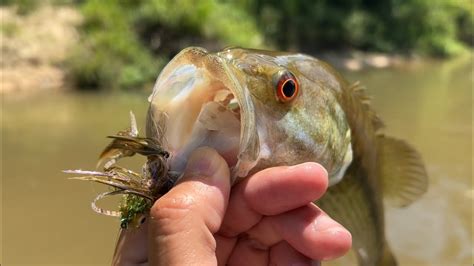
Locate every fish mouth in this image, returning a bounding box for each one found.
[148,47,259,182]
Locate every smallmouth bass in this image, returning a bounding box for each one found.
[67,47,428,266]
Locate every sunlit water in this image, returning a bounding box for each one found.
[2,56,472,265]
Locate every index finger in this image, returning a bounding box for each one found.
[219,162,328,237]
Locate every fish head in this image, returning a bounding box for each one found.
[147,47,352,185]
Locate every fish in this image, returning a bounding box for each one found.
[66,47,428,266]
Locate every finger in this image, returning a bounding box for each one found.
[220,163,328,236]
[148,147,231,265]
[246,163,328,215]
[226,236,268,266]
[112,226,148,265]
[274,205,351,260]
[215,235,237,266]
[246,203,352,261]
[219,178,262,237]
[269,241,313,266]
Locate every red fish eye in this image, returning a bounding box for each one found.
[276,72,299,102]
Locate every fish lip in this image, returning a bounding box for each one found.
[214,53,260,181]
[147,47,259,181]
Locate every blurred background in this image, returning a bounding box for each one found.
[1,0,472,265]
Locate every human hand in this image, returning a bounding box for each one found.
[112,147,351,265]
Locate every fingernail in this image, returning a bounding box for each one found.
[320,227,351,238]
[313,215,352,260]
[309,163,329,179]
[320,228,352,260]
[185,147,222,178]
[288,162,328,178]
[312,215,343,233]
[316,163,328,179]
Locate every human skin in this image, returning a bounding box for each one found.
[112,147,352,265]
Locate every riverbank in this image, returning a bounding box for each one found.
[0,6,81,94]
[317,51,420,71]
[0,5,424,95]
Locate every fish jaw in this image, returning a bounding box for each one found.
[147,47,259,182]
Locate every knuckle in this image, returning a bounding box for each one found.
[150,192,197,223]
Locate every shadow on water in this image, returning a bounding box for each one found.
[2,56,472,265]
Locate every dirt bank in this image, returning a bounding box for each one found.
[1,6,81,94]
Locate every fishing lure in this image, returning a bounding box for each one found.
[65,112,174,229]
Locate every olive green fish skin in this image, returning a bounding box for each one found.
[148,47,421,266]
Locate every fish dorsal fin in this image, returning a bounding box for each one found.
[348,82,384,131]
[377,135,428,207]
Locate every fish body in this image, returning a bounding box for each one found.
[146,47,428,266]
[69,47,428,266]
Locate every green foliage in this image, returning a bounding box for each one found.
[1,0,39,14]
[0,0,77,14]
[137,0,263,48]
[67,0,264,90]
[386,0,468,56]
[451,0,474,47]
[67,0,162,90]
[237,0,472,57]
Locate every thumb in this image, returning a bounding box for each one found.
[148,147,230,265]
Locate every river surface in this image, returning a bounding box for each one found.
[2,56,472,265]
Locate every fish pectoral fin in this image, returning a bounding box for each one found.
[377,135,428,207]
